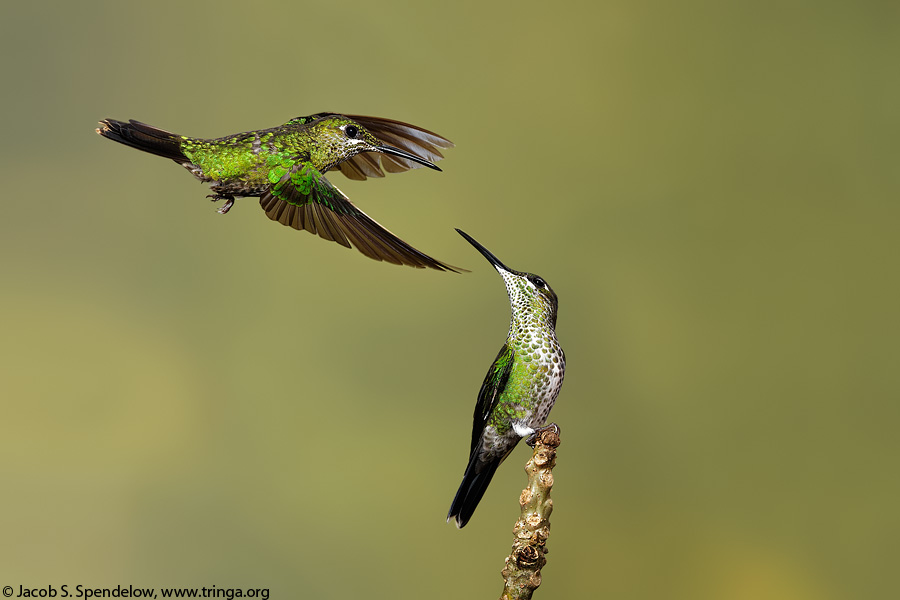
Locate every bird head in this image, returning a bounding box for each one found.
[456,229,559,330]
[308,116,442,173]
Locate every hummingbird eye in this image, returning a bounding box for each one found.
[344,125,359,139]
[529,275,546,289]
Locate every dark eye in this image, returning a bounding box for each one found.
[345,125,358,139]
[530,276,546,289]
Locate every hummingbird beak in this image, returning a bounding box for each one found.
[377,145,442,171]
[455,229,515,273]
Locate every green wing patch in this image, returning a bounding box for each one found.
[258,163,462,272]
[470,343,514,454]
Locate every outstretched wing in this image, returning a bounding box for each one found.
[333,114,454,181]
[469,343,515,455]
[258,163,462,272]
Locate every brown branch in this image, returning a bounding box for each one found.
[499,426,561,600]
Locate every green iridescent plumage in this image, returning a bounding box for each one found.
[96,113,460,271]
[448,230,565,528]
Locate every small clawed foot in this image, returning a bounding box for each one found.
[217,198,235,214]
[525,423,561,448]
[207,195,235,214]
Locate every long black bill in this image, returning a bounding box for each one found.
[378,145,442,171]
[455,229,514,272]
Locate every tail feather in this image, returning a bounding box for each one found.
[96,118,188,162]
[447,454,503,528]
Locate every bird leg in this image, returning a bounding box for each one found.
[207,194,235,214]
[525,423,561,448]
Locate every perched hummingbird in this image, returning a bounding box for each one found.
[96,113,461,271]
[448,229,565,528]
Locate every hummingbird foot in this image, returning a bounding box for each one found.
[525,423,561,448]
[207,194,235,214]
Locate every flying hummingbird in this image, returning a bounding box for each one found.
[448,229,565,528]
[96,113,461,271]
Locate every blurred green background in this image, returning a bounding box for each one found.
[1,1,897,598]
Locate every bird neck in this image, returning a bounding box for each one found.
[507,310,558,351]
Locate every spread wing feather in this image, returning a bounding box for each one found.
[258,163,462,272]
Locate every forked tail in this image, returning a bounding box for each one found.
[96,119,188,162]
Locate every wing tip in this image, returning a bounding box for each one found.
[259,186,467,273]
